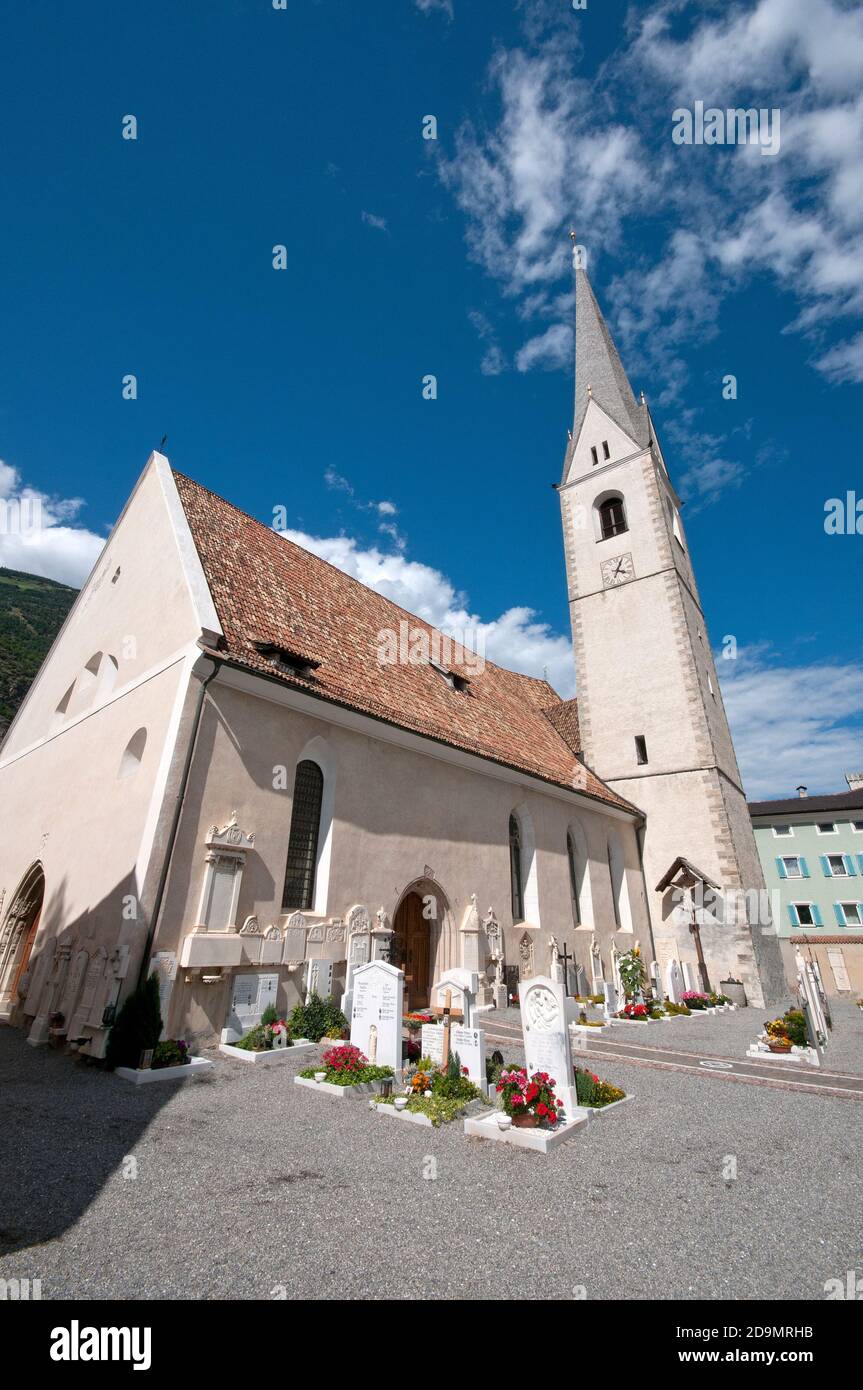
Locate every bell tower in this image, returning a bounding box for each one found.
[558,255,785,1006]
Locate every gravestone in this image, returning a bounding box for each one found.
[520,976,578,1120]
[306,958,333,1000]
[350,960,404,1074]
[602,979,619,1018]
[649,960,663,1001]
[666,959,683,1004]
[421,1022,445,1067]
[681,961,696,993]
[574,962,590,998]
[505,964,520,1005]
[223,971,278,1044]
[451,1024,486,1087]
[431,968,478,1027]
[341,929,371,1017]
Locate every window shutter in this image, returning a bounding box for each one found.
[844,855,857,876]
[811,904,823,927]
[799,857,810,878]
[857,855,863,874]
[787,904,798,926]
[820,855,832,876]
[776,858,787,879]
[834,903,845,926]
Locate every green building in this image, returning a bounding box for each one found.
[749,775,863,997]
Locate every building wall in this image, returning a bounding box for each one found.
[0,459,205,1047]
[754,809,863,996]
[154,672,654,1045]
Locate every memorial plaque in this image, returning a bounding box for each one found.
[350,961,404,1073]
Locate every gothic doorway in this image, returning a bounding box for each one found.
[392,891,431,1010]
[0,863,46,1014]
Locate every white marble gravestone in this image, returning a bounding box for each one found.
[421,1022,445,1066]
[649,960,663,1001]
[350,960,404,1074]
[306,958,334,1000]
[666,959,683,1004]
[222,971,278,1044]
[341,929,371,1017]
[451,1024,485,1087]
[520,976,578,1119]
[681,961,696,993]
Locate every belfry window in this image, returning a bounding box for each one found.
[509,814,525,923]
[602,440,610,459]
[282,760,324,910]
[598,496,627,540]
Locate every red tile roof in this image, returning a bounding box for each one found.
[173,471,638,815]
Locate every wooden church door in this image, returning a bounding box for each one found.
[393,892,430,1010]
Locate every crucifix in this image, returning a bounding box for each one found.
[428,989,461,1061]
[558,941,574,996]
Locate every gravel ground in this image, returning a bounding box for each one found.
[2,1019,861,1302]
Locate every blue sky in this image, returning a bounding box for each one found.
[1,0,861,797]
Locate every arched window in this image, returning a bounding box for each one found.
[282,761,324,911]
[607,831,633,932]
[119,728,147,779]
[598,495,627,540]
[567,831,581,925]
[509,813,525,923]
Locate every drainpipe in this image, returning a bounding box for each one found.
[135,649,221,990]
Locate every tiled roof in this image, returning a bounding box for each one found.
[749,789,863,816]
[173,471,637,814]
[789,935,863,945]
[542,697,580,754]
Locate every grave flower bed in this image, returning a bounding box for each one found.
[574,1066,626,1108]
[375,1051,483,1126]
[299,1044,393,1087]
[151,1039,191,1069]
[288,992,348,1043]
[233,1018,293,1052]
[764,1009,808,1050]
[663,1000,692,1016]
[681,991,710,1010]
[496,1067,563,1129]
[619,1002,649,1021]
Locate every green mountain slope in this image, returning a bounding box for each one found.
[0,568,78,732]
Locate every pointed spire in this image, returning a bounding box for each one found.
[571,257,649,450]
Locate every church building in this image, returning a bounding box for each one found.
[0,263,784,1056]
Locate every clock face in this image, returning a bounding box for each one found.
[601,552,635,588]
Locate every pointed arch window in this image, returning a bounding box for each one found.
[509,814,525,923]
[598,495,627,540]
[282,760,324,911]
[567,831,581,926]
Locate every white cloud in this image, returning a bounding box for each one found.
[360,210,388,232]
[282,525,576,696]
[414,0,454,19]
[515,322,572,372]
[718,645,863,799]
[0,461,104,587]
[814,329,863,383]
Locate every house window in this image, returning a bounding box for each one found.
[826,854,851,877]
[852,821,863,833]
[792,903,818,927]
[707,672,715,698]
[598,496,627,540]
[635,735,648,765]
[779,856,804,878]
[602,440,610,460]
[509,814,525,923]
[282,760,324,911]
[591,446,599,466]
[838,902,862,926]
[816,823,838,835]
[772,825,793,837]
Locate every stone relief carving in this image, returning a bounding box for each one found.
[523,983,558,1031]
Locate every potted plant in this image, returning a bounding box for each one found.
[496,1068,563,1128]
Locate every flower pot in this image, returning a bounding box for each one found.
[768,1041,791,1054]
[393,1096,409,1112]
[511,1112,539,1129]
[314,1071,326,1083]
[495,1113,512,1131]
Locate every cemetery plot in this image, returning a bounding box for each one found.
[374,979,489,1125]
[115,1056,214,1085]
[296,1042,395,1096]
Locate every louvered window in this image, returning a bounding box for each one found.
[282,761,324,910]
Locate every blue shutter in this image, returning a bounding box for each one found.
[800,857,810,878]
[845,855,857,876]
[834,903,845,926]
[820,855,832,876]
[776,858,787,879]
[857,854,863,874]
[811,904,823,927]
[787,904,798,927]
